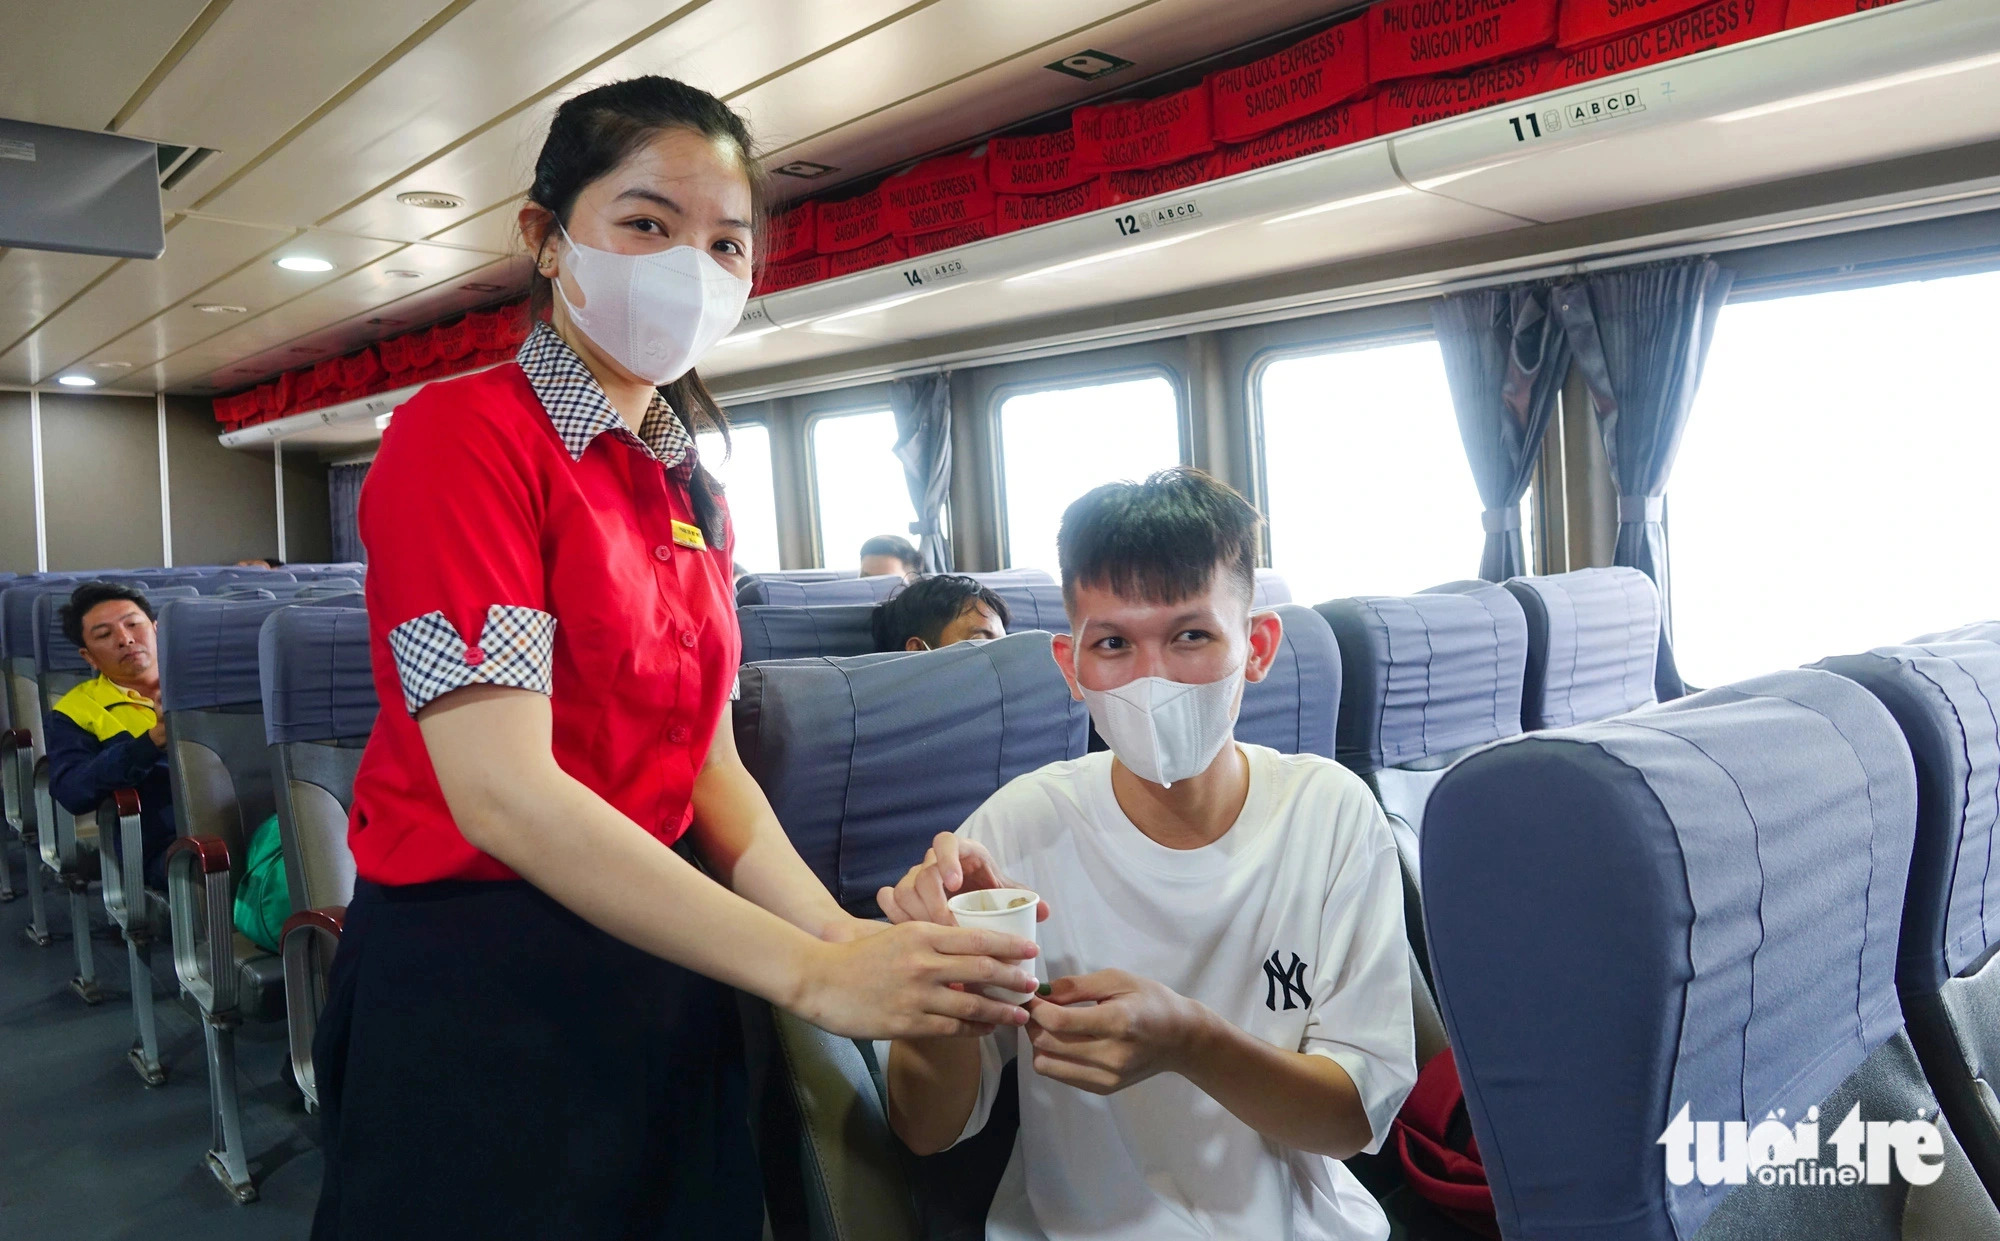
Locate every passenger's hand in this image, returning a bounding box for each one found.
[820,915,891,943]
[1024,969,1203,1095]
[792,920,1040,1041]
[877,832,1050,926]
[147,720,167,748]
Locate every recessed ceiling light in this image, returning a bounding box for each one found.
[56,375,97,387]
[91,360,133,370]
[396,191,463,210]
[384,269,423,279]
[194,302,249,314]
[275,255,334,272]
[773,160,836,179]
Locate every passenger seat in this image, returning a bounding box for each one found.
[1423,669,2000,1238]
[1502,566,1661,731]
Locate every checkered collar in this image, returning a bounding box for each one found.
[516,320,695,473]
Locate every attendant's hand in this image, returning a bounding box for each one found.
[1024,969,1205,1095]
[877,832,1050,926]
[791,920,1039,1041]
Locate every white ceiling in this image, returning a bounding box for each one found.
[0,0,1346,398]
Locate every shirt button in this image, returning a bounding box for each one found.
[654,545,673,562]
[670,725,691,745]
[680,629,697,648]
[463,647,486,667]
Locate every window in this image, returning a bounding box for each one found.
[1670,270,2000,685]
[997,374,1182,575]
[809,407,917,570]
[697,424,778,572]
[1258,339,1502,604]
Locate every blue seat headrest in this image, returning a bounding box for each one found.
[1910,620,2000,646]
[1503,566,1661,730]
[738,605,877,662]
[1423,669,1916,1241]
[988,580,1068,634]
[33,585,197,673]
[259,606,379,744]
[161,596,304,711]
[737,574,904,607]
[1315,583,1527,773]
[1815,642,2000,997]
[1253,569,1291,606]
[1236,604,1340,758]
[3,581,78,662]
[735,632,1087,910]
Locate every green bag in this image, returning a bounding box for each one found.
[233,814,290,954]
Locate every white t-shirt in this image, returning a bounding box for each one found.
[891,744,1416,1241]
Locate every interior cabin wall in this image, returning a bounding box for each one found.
[0,390,331,575]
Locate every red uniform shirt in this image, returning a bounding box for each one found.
[349,322,739,884]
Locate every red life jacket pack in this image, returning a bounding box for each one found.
[1073,84,1215,173]
[1218,99,1376,177]
[1545,0,1784,88]
[1391,1050,1501,1240]
[988,130,1093,194]
[1207,19,1369,143]
[1558,0,1711,48]
[766,203,817,264]
[1784,0,1907,28]
[1367,0,1560,84]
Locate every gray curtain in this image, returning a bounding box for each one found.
[1554,257,1734,698]
[328,462,369,564]
[1433,284,1570,582]
[889,373,953,574]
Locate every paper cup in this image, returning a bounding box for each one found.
[947,888,1040,1005]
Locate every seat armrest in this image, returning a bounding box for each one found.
[33,756,95,871]
[280,906,346,1110]
[167,836,238,1015]
[97,788,145,932]
[1,729,32,836]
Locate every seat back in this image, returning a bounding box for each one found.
[1503,566,1661,730]
[216,578,360,601]
[1234,603,1340,759]
[735,631,1087,916]
[738,605,878,663]
[1816,641,2000,1200]
[990,580,1068,634]
[1910,620,2000,646]
[260,605,375,917]
[738,574,903,607]
[1424,669,1998,1239]
[1253,567,1291,605]
[2,579,78,747]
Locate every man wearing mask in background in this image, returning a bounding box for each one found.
[874,468,1415,1241]
[872,574,1010,653]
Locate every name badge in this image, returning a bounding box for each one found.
[671,519,706,551]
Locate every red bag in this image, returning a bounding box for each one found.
[339,346,383,392]
[1367,0,1560,83]
[1218,100,1376,176]
[987,129,1092,194]
[826,234,907,278]
[258,373,293,418]
[766,203,818,263]
[816,189,889,253]
[906,217,997,257]
[212,391,259,426]
[1784,0,1905,27]
[883,149,993,237]
[309,356,344,400]
[1073,84,1215,173]
[756,255,828,297]
[1559,0,1710,46]
[1545,0,1783,87]
[1208,20,1369,142]
[1099,152,1221,207]
[469,305,528,353]
[995,180,1105,234]
[377,333,415,374]
[433,316,475,362]
[1391,1051,1501,1239]
[1374,52,1556,133]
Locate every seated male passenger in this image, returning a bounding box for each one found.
[878,469,1415,1241]
[873,574,1011,652]
[235,557,284,568]
[859,534,921,579]
[45,583,175,889]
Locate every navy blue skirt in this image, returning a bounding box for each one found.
[310,877,762,1240]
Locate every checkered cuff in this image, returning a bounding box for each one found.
[386,605,557,715]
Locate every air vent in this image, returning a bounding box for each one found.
[1045,50,1132,81]
[155,143,219,190]
[460,282,505,293]
[396,190,463,210]
[773,160,836,179]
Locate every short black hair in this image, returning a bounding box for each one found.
[1057,468,1261,611]
[61,582,156,649]
[872,575,1012,652]
[859,535,920,568]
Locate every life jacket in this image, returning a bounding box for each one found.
[1391,1049,1500,1239]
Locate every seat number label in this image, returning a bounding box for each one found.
[1114,198,1203,237]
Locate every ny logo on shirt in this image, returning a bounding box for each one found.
[1263,950,1310,1011]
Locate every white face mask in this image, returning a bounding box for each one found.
[1072,623,1246,788]
[552,222,750,385]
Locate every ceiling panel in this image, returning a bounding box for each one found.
[318,0,917,245]
[0,216,297,384]
[199,0,712,229]
[423,197,529,254]
[0,249,121,382]
[0,0,209,130]
[121,0,442,210]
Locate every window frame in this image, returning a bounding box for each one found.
[985,363,1189,570]
[803,399,911,570]
[697,416,779,571]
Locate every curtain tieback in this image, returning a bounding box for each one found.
[1617,495,1665,523]
[1481,507,1522,534]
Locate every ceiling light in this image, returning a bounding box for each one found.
[384,269,423,279]
[56,375,97,387]
[396,191,463,209]
[194,302,248,314]
[91,360,133,370]
[275,255,334,272]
